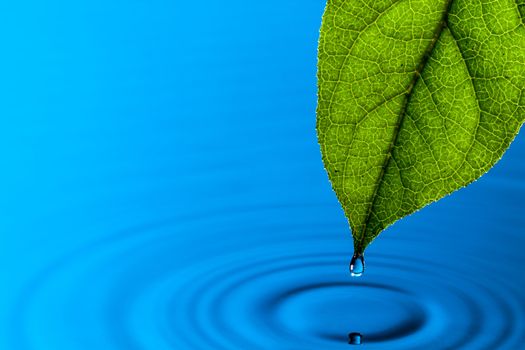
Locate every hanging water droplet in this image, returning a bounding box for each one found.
[349,253,364,277]
[348,332,362,345]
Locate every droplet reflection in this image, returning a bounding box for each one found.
[348,332,362,345]
[350,253,365,277]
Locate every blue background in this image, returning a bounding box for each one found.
[1,1,524,349]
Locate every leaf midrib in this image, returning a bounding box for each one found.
[355,0,455,254]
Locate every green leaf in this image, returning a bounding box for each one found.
[317,0,525,255]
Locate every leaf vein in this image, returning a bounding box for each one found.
[355,0,455,253]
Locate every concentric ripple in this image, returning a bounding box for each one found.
[160,250,525,349]
[8,208,525,350]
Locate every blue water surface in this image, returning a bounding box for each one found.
[1,1,525,349]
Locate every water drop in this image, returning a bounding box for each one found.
[349,253,364,277]
[348,332,362,345]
